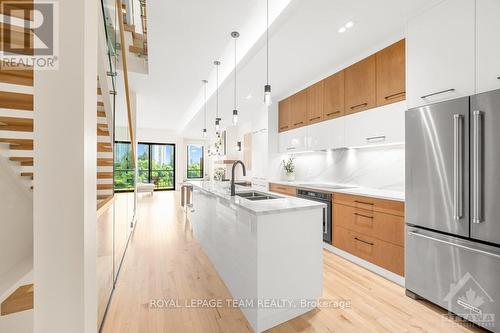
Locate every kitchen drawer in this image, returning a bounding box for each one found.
[333,193,404,217]
[333,226,404,276]
[269,183,297,196]
[333,203,404,246]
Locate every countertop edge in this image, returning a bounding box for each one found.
[269,180,405,202]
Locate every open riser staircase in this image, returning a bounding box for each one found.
[97,80,114,208]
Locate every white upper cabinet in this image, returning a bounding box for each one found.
[476,0,500,94]
[278,127,307,153]
[306,117,345,151]
[344,101,405,148]
[407,0,475,109]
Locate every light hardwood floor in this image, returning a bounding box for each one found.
[102,191,484,333]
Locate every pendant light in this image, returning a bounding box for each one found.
[202,79,208,137]
[214,60,221,133]
[263,0,272,106]
[231,31,240,125]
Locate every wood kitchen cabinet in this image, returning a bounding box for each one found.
[306,81,324,124]
[345,55,376,114]
[290,89,308,128]
[323,70,345,120]
[269,183,297,196]
[332,193,405,276]
[376,39,406,106]
[278,98,291,132]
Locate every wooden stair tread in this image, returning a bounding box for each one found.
[0,138,33,150]
[129,45,144,54]
[97,88,102,95]
[0,91,33,111]
[0,23,34,55]
[1,284,33,316]
[97,172,113,179]
[97,158,113,166]
[0,66,34,86]
[0,116,33,131]
[97,183,113,190]
[9,157,32,162]
[124,24,135,32]
[97,111,106,117]
[97,127,110,136]
[97,142,112,152]
[20,172,33,177]
[0,2,34,21]
[97,101,104,107]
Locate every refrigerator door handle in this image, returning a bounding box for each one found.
[453,114,464,221]
[472,110,483,224]
[408,231,500,259]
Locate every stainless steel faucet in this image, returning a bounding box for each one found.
[230,160,247,196]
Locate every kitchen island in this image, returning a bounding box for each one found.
[186,181,324,333]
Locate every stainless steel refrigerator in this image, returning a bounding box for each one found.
[406,89,500,332]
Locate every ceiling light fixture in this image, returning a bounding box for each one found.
[264,0,272,106]
[338,20,355,34]
[202,79,208,138]
[214,60,221,133]
[231,31,240,125]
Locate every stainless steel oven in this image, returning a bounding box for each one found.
[297,189,332,244]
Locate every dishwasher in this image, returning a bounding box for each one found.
[297,189,332,244]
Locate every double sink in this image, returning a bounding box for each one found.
[236,191,280,201]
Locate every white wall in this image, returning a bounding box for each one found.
[0,156,33,298]
[268,145,405,192]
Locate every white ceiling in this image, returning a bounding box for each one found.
[133,0,439,138]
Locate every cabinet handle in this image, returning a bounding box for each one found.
[309,116,321,121]
[366,135,386,143]
[497,76,500,80]
[421,88,455,99]
[384,92,405,100]
[294,121,304,126]
[354,200,374,206]
[286,147,296,151]
[354,212,373,219]
[354,237,374,246]
[350,103,368,110]
[326,110,341,116]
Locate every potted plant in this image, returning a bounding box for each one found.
[281,157,296,181]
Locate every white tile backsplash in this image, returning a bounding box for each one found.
[269,144,405,192]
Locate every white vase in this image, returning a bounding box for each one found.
[285,172,295,181]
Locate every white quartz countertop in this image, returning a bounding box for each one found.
[269,180,405,202]
[187,181,325,216]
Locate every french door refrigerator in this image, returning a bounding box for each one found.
[406,89,500,332]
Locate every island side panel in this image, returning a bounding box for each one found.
[188,188,259,329]
[256,208,324,332]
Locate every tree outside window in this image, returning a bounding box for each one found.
[187,144,204,179]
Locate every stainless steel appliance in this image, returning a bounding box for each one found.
[406,89,500,332]
[297,189,332,243]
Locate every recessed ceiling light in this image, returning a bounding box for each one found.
[338,26,347,33]
[246,94,253,100]
[345,21,354,28]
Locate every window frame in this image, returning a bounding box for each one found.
[186,144,205,179]
[114,141,176,192]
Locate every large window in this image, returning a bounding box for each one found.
[114,142,135,191]
[115,142,176,191]
[187,144,204,179]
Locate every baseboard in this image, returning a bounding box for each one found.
[323,243,405,286]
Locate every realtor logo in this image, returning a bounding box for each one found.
[443,272,495,329]
[1,0,59,70]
